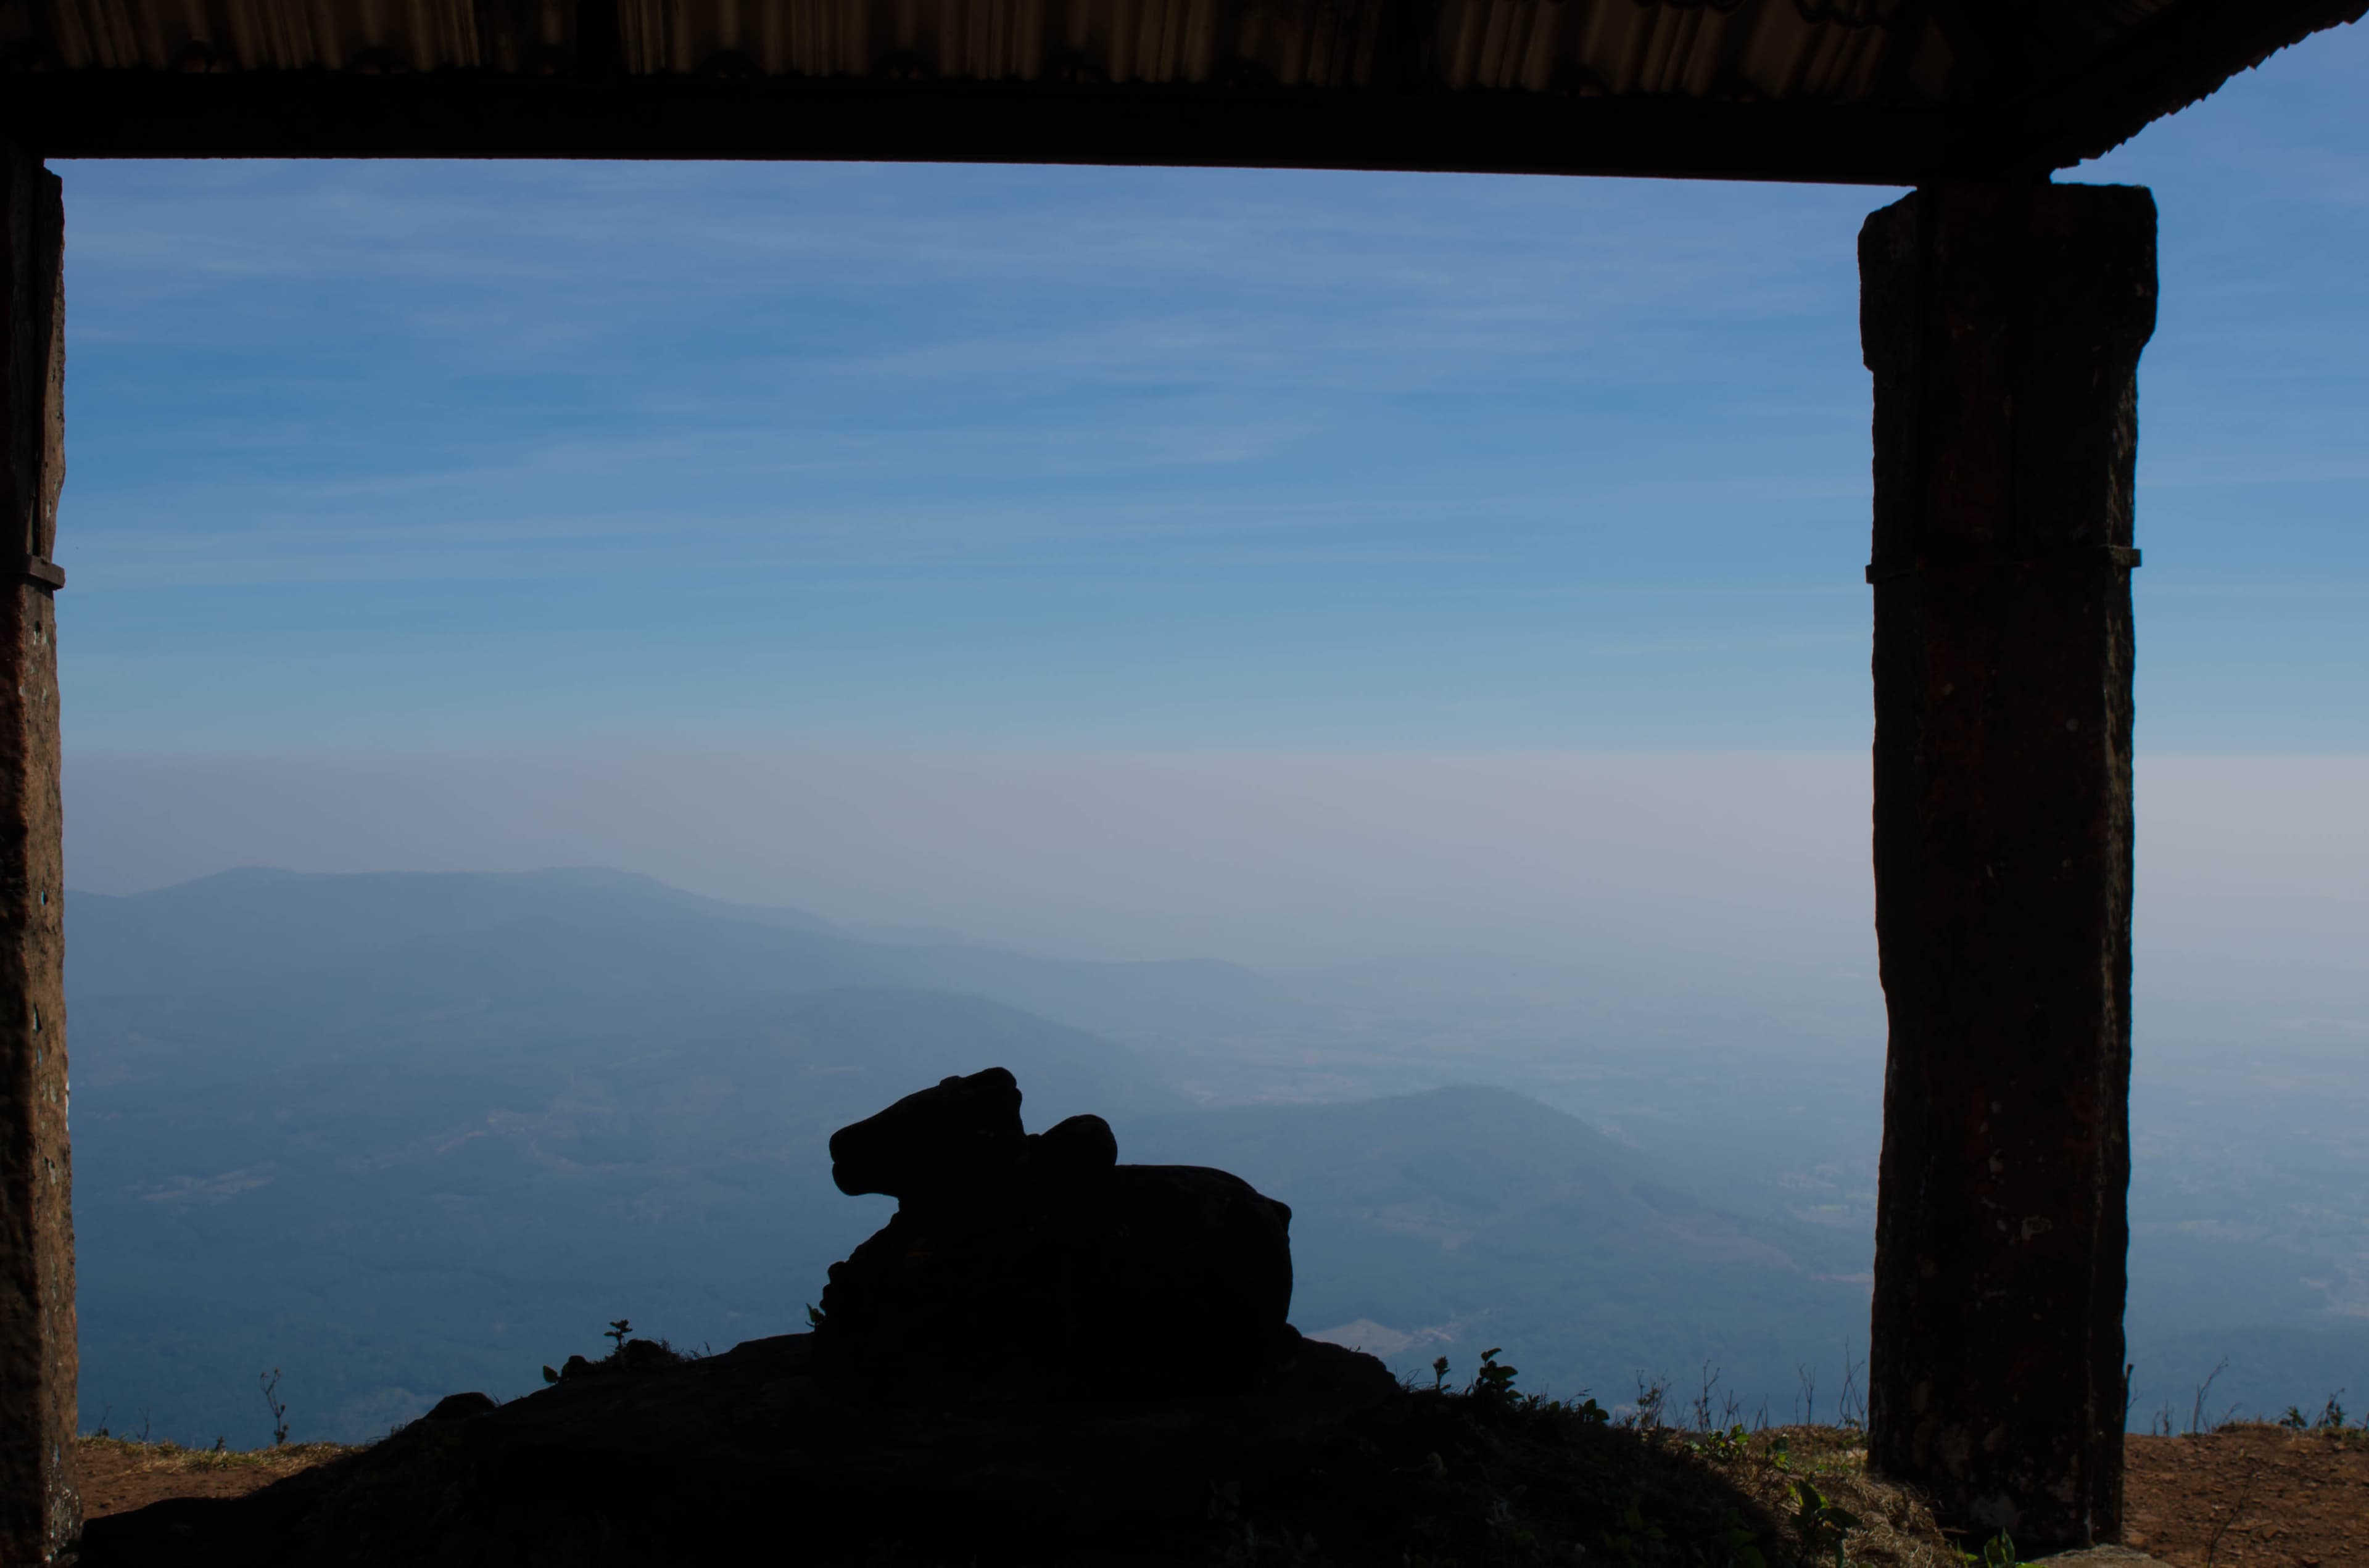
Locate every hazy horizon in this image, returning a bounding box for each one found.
[65,748,2369,1033]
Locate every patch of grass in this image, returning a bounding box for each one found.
[2276,1390,2352,1434]
[1216,1364,1960,1568]
[1690,1426,1963,1568]
[77,1435,353,1475]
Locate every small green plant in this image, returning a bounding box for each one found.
[1470,1348,1517,1404]
[2315,1390,2347,1430]
[1717,1506,1770,1568]
[1699,1422,1750,1461]
[1766,1433,1793,1472]
[1430,1355,1450,1393]
[2280,1405,2309,1430]
[1966,1531,2022,1567]
[1603,1498,1668,1567]
[1790,1479,1861,1568]
[605,1318,633,1353]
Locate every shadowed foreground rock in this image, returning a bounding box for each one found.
[80,1330,1403,1566]
[85,1068,1350,1564]
[83,1342,1948,1567]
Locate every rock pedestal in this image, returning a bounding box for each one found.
[80,1331,1402,1567]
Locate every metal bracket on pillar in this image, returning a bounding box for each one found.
[1863,545,2140,585]
[17,557,63,592]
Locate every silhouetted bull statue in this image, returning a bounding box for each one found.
[814,1067,1296,1402]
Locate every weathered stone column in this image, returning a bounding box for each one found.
[1861,183,2154,1556]
[0,142,76,1565]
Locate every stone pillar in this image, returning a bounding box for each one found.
[1861,183,2154,1556]
[0,142,76,1566]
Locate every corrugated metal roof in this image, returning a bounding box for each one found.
[3,0,2362,179]
[21,0,1954,96]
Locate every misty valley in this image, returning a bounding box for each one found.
[70,868,2369,1447]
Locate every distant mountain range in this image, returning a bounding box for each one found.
[1131,1087,1872,1416]
[70,866,1315,1049]
[67,868,2369,1443]
[67,869,1877,1443]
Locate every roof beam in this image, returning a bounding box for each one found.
[9,72,1994,183]
[4,1,2357,182]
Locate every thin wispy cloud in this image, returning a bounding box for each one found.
[48,23,2369,761]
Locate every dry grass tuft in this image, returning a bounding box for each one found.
[1693,1426,1966,1568]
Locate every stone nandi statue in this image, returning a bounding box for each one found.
[813,1067,1296,1401]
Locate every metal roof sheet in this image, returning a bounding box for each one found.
[3,0,2362,180]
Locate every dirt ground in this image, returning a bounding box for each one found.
[72,1425,2369,1564]
[75,1437,348,1519]
[2122,1424,2369,1568]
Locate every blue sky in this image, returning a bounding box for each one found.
[46,23,2369,1002]
[53,23,2368,759]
